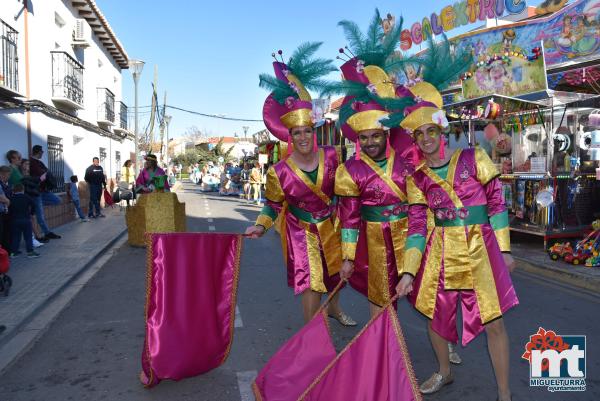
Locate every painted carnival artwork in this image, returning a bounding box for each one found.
[542,0,600,63]
[453,0,600,71]
[461,33,547,99]
[391,0,600,100]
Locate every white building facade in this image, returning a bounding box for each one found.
[0,0,133,191]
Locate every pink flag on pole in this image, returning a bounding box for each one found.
[253,311,336,401]
[299,306,421,401]
[140,233,242,387]
[254,304,422,401]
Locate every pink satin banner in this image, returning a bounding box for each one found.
[140,233,242,387]
[254,306,422,401]
[253,312,336,401]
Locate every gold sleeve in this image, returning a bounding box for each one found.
[264,166,285,202]
[335,164,360,197]
[401,248,423,277]
[475,146,499,185]
[495,227,511,253]
[342,242,357,261]
[256,214,274,231]
[406,176,427,205]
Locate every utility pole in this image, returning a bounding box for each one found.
[151,65,158,148]
[129,59,145,175]
[159,91,167,164]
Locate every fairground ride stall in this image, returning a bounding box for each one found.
[445,92,600,246]
[435,0,600,246]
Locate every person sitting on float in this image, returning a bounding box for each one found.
[135,154,170,194]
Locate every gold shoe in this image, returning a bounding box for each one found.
[328,311,357,327]
[419,372,454,394]
[448,343,462,365]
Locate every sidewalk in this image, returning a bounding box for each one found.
[511,234,600,293]
[0,205,127,353]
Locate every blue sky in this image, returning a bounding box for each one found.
[98,0,543,139]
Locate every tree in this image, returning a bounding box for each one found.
[184,126,205,144]
[211,138,235,162]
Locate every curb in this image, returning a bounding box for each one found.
[514,255,600,293]
[0,227,127,375]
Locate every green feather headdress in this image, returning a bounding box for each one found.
[418,35,473,91]
[258,42,337,105]
[321,9,423,129]
[337,9,417,73]
[380,36,473,128]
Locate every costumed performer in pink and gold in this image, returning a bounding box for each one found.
[136,154,170,194]
[395,79,518,400]
[327,11,425,317]
[327,13,462,365]
[332,60,415,318]
[245,43,355,326]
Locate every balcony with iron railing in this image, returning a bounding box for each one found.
[97,88,115,126]
[51,51,84,109]
[0,18,19,95]
[114,101,129,133]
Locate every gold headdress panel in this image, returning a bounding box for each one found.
[345,65,394,133]
[400,82,447,133]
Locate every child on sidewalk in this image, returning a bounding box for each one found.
[9,183,39,258]
[67,175,89,222]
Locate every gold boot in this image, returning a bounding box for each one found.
[448,343,462,365]
[419,372,454,394]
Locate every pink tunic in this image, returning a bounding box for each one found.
[402,148,518,345]
[255,147,342,294]
[335,149,413,306]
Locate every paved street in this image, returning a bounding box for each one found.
[0,183,598,401]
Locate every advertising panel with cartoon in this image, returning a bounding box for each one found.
[450,0,600,99]
[461,34,547,99]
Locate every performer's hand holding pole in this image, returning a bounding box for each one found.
[396,274,414,298]
[244,225,265,239]
[340,260,354,280]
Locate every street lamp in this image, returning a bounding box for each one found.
[164,114,172,164]
[129,59,145,175]
[242,125,249,141]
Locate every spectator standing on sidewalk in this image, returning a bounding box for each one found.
[118,160,135,206]
[29,145,62,240]
[249,161,262,206]
[20,159,48,245]
[120,160,135,187]
[0,166,11,252]
[240,162,251,201]
[9,183,39,258]
[84,157,106,218]
[66,176,89,222]
[6,150,23,186]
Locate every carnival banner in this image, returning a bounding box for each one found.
[452,0,600,71]
[399,0,528,51]
[393,0,600,98]
[462,41,548,99]
[253,304,421,401]
[140,233,242,387]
